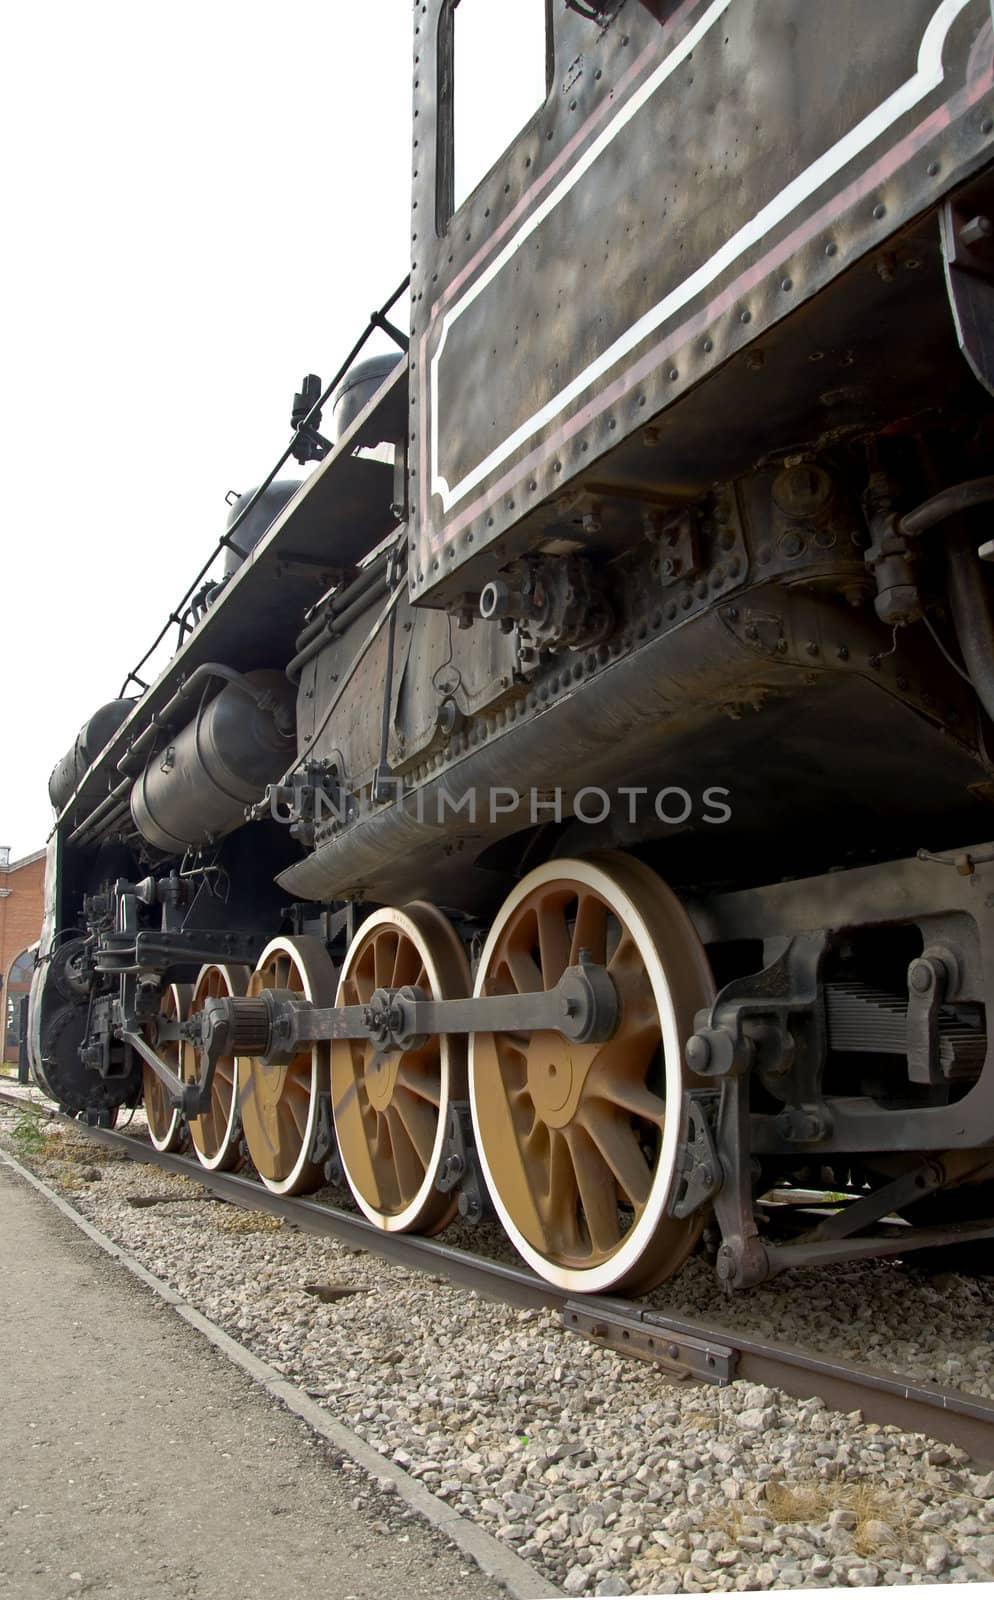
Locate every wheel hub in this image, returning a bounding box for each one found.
[526,1036,595,1127]
[363,1049,401,1112]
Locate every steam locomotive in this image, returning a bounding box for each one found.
[29,0,994,1293]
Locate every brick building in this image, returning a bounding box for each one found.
[1,846,46,1064]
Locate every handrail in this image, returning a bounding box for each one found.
[116,275,410,698]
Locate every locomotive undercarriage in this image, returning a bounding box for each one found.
[36,823,994,1294]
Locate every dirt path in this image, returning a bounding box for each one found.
[0,1164,511,1600]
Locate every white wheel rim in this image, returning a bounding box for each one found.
[145,982,190,1153]
[469,854,714,1294]
[239,935,333,1196]
[332,905,465,1233]
[185,964,249,1171]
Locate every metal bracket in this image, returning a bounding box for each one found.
[941,199,994,398]
[435,1101,487,1223]
[906,948,957,1085]
[669,1091,723,1219]
[685,932,828,1109]
[310,1089,336,1170]
[561,1303,737,1384]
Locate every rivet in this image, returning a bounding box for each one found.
[781,276,792,291]
[873,203,886,220]
[740,309,752,324]
[825,241,838,256]
[983,117,994,135]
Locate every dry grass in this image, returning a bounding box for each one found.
[707,1478,907,1557]
[37,1127,128,1165]
[211,1205,284,1235]
[681,1408,720,1432]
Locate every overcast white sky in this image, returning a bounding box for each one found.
[0,1,547,862]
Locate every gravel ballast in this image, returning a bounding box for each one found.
[4,1101,994,1595]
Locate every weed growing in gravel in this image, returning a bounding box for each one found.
[38,1128,127,1166]
[10,1106,46,1156]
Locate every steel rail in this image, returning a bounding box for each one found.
[4,1087,994,1466]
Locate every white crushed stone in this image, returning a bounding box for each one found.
[4,1105,994,1595]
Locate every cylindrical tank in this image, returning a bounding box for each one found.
[130,670,295,854]
[222,480,301,579]
[48,699,137,814]
[332,353,404,443]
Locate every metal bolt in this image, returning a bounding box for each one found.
[685,1034,712,1072]
[960,214,993,247]
[909,961,934,993]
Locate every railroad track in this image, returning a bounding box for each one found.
[3,1084,994,1467]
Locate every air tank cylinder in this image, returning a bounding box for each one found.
[49,699,136,814]
[130,670,295,854]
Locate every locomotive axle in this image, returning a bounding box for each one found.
[172,955,620,1067]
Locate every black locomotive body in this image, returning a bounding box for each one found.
[29,0,994,1292]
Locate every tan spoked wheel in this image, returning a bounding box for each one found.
[143,982,191,1153]
[183,963,250,1172]
[332,904,470,1234]
[239,935,336,1195]
[469,852,715,1294]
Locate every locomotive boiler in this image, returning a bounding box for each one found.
[28,0,994,1294]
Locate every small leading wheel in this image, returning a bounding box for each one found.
[469,852,715,1295]
[239,935,337,1195]
[183,963,250,1172]
[332,904,471,1234]
[143,982,191,1153]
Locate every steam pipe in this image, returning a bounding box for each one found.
[900,477,994,537]
[286,570,391,684]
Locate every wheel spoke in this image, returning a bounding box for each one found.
[587,1068,666,1126]
[565,1123,621,1254]
[579,1104,653,1210]
[538,900,572,986]
[505,944,545,997]
[393,1087,437,1167]
[396,1060,442,1105]
[569,894,607,966]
